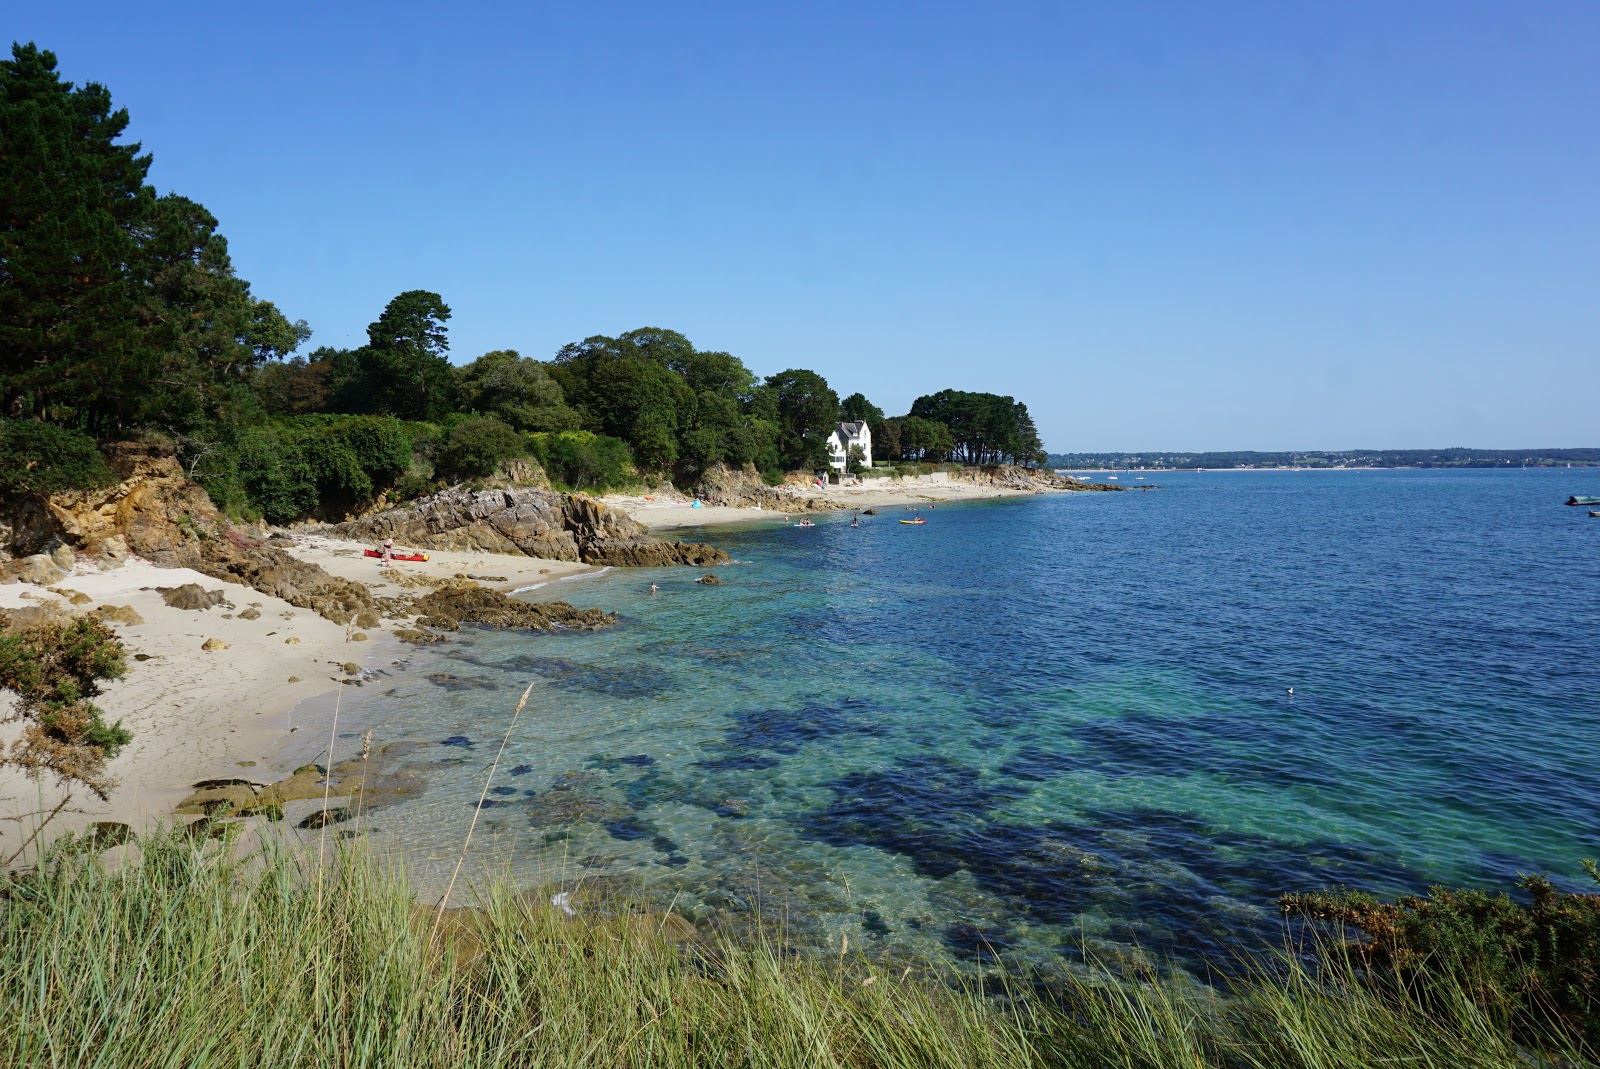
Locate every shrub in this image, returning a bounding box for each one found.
[1283,868,1600,1048]
[437,417,524,481]
[391,468,438,502]
[527,430,634,492]
[0,421,115,498]
[0,612,129,800]
[231,425,317,523]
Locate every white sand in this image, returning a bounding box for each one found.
[610,477,1044,531]
[0,538,596,863]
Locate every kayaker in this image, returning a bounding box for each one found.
[381,536,395,568]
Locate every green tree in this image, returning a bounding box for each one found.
[254,354,332,416]
[527,430,634,492]
[846,444,867,475]
[681,350,757,401]
[872,417,901,462]
[0,420,115,497]
[455,349,580,431]
[617,327,696,373]
[551,333,695,471]
[898,415,953,462]
[437,416,524,480]
[764,369,839,471]
[360,291,455,421]
[839,392,884,425]
[909,389,1040,465]
[0,43,303,435]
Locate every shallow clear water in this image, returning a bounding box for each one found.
[294,469,1600,966]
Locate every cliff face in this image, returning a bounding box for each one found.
[691,463,831,511]
[327,487,729,567]
[3,444,378,624]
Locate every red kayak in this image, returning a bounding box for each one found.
[364,548,429,562]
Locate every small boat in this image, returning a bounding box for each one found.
[899,518,926,525]
[1591,510,1600,518]
[364,548,429,562]
[794,520,816,528]
[1567,496,1600,506]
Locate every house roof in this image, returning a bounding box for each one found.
[838,421,868,436]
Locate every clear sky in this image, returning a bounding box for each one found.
[11,1,1598,451]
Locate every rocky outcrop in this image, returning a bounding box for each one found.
[691,463,836,511]
[158,584,226,610]
[327,487,729,567]
[946,465,1123,492]
[411,581,617,633]
[3,443,381,625]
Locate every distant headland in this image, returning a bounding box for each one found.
[1047,448,1600,470]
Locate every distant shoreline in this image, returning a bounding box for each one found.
[1059,465,1597,473]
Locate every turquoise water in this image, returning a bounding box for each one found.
[300,469,1600,966]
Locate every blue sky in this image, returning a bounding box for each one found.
[11,1,1597,450]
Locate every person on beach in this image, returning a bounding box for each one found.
[381,536,394,568]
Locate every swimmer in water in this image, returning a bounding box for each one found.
[650,583,659,595]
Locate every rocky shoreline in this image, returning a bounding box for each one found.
[327,486,728,567]
[0,446,729,861]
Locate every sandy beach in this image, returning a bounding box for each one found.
[606,475,1052,531]
[0,537,596,862]
[0,479,1053,860]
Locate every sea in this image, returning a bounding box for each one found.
[286,468,1600,969]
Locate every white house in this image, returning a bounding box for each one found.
[824,421,872,473]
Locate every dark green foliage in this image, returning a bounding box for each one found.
[550,334,696,469]
[1283,870,1600,1047]
[361,291,456,421]
[454,350,581,432]
[908,390,1043,466]
[0,44,303,436]
[0,611,129,798]
[193,415,417,522]
[872,418,902,463]
[846,444,867,475]
[0,421,115,497]
[764,369,839,471]
[839,392,884,425]
[895,415,954,462]
[437,417,524,480]
[253,353,332,416]
[527,431,634,492]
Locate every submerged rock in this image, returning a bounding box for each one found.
[413,581,616,632]
[298,808,351,830]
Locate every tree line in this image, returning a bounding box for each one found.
[0,42,1046,525]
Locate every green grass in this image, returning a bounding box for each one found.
[0,833,1590,1068]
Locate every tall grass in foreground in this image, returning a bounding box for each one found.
[0,833,1588,1069]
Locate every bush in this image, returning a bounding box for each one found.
[0,612,129,799]
[437,417,524,481]
[295,415,414,506]
[527,430,634,492]
[1283,867,1600,1048]
[0,421,115,498]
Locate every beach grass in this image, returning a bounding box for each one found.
[0,832,1588,1069]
